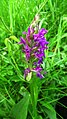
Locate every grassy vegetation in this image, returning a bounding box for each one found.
[0,0,67,119]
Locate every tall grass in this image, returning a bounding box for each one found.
[0,0,67,119]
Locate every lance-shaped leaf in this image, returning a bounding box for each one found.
[11,92,30,119]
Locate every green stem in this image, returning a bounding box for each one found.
[30,74,38,119]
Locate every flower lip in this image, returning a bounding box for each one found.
[38,58,43,65]
[39,28,48,35]
[33,34,39,40]
[37,72,44,79]
[32,66,42,72]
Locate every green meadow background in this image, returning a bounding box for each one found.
[0,0,67,119]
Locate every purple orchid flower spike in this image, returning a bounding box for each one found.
[19,15,49,80]
[39,28,48,35]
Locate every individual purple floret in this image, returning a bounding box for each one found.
[24,45,31,61]
[19,15,49,79]
[19,37,26,45]
[37,72,44,79]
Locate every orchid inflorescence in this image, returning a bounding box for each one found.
[19,14,49,79]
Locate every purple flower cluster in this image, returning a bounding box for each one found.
[19,25,48,79]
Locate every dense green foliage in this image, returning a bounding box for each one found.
[0,0,67,119]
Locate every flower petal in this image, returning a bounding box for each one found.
[18,37,26,45]
[39,28,48,35]
[37,72,44,79]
